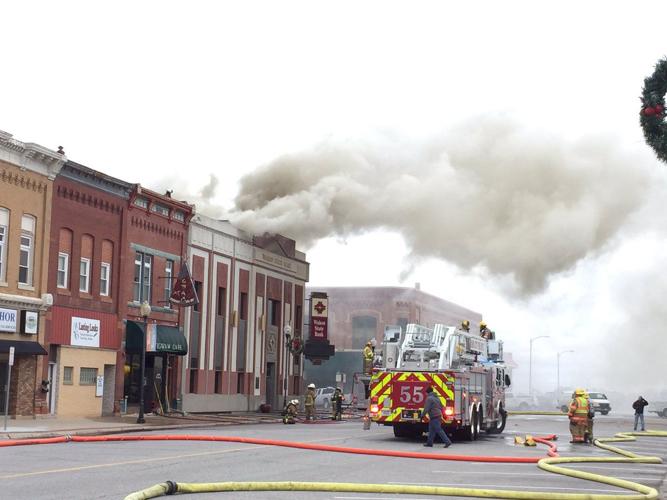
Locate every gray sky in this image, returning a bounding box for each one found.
[3,1,667,397]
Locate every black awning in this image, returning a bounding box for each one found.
[125,320,188,356]
[0,339,48,355]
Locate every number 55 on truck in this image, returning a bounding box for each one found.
[369,323,510,440]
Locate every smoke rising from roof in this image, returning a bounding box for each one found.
[230,117,655,295]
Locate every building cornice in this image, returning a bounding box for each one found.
[0,292,53,312]
[0,130,66,180]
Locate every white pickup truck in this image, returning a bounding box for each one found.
[648,401,667,418]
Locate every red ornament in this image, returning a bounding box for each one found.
[645,107,656,116]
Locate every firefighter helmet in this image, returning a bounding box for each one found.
[575,388,585,396]
[462,320,470,327]
[308,383,316,389]
[480,321,487,328]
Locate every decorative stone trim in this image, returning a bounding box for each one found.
[0,130,65,180]
[130,215,184,240]
[56,184,124,214]
[0,292,52,311]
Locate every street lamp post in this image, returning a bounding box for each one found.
[283,325,292,410]
[529,335,550,397]
[556,350,574,396]
[137,301,152,424]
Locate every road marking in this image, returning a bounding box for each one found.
[389,481,627,493]
[0,434,365,480]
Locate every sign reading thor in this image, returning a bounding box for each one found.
[310,292,328,340]
[170,262,199,307]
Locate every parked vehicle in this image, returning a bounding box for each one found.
[557,390,611,415]
[314,386,336,409]
[504,393,539,411]
[648,401,667,418]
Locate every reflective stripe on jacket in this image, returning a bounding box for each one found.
[568,396,589,417]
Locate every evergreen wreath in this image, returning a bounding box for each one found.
[640,58,667,163]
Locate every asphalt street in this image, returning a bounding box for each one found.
[0,413,666,499]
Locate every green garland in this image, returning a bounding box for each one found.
[641,58,667,163]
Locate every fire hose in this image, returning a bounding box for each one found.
[0,428,664,498]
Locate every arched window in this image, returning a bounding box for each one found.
[18,214,36,285]
[57,228,73,289]
[79,234,93,293]
[100,240,113,296]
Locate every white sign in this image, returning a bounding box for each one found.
[23,311,38,335]
[8,347,14,366]
[95,376,104,397]
[71,317,100,348]
[0,308,17,333]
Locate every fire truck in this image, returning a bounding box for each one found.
[369,323,510,440]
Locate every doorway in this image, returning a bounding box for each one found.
[265,362,276,409]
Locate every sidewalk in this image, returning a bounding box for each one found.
[0,412,284,440]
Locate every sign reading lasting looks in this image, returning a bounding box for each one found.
[0,308,17,333]
[71,317,100,348]
[310,293,329,340]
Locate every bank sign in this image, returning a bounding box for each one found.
[0,308,17,333]
[71,317,100,348]
[310,293,328,340]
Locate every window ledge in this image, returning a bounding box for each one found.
[57,288,71,296]
[79,292,93,300]
[100,296,113,303]
[18,284,35,291]
[0,281,7,288]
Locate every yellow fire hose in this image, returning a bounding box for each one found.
[125,430,667,500]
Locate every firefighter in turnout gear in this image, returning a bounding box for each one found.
[568,388,590,443]
[331,387,344,420]
[461,320,470,332]
[363,341,374,375]
[283,399,299,424]
[305,383,316,420]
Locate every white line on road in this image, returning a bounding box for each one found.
[389,481,627,493]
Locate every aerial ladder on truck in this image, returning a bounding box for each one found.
[369,323,510,440]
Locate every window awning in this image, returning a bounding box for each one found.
[0,340,48,355]
[125,320,188,356]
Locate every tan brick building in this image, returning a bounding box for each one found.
[0,130,64,416]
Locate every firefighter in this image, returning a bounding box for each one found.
[584,391,594,444]
[461,320,470,332]
[363,341,374,374]
[479,321,494,340]
[283,399,299,424]
[305,383,316,420]
[568,388,590,443]
[331,387,344,420]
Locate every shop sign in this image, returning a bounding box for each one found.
[0,308,17,333]
[21,311,38,335]
[71,317,100,348]
[310,293,328,340]
[95,376,104,397]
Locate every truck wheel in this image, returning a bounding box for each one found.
[662,408,667,418]
[560,405,569,413]
[488,404,507,434]
[464,407,478,441]
[601,410,608,415]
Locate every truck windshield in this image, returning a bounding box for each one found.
[588,393,606,399]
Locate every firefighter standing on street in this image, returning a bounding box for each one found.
[584,391,594,443]
[420,387,452,448]
[331,387,344,420]
[305,383,316,421]
[568,388,590,443]
[461,320,470,332]
[363,341,374,375]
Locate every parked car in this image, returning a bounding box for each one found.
[557,390,611,415]
[314,386,336,409]
[648,401,667,418]
[504,393,539,411]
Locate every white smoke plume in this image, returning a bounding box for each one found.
[230,117,657,295]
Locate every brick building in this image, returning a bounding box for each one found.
[183,214,309,412]
[0,130,64,417]
[120,185,193,415]
[45,161,132,417]
[304,285,482,392]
